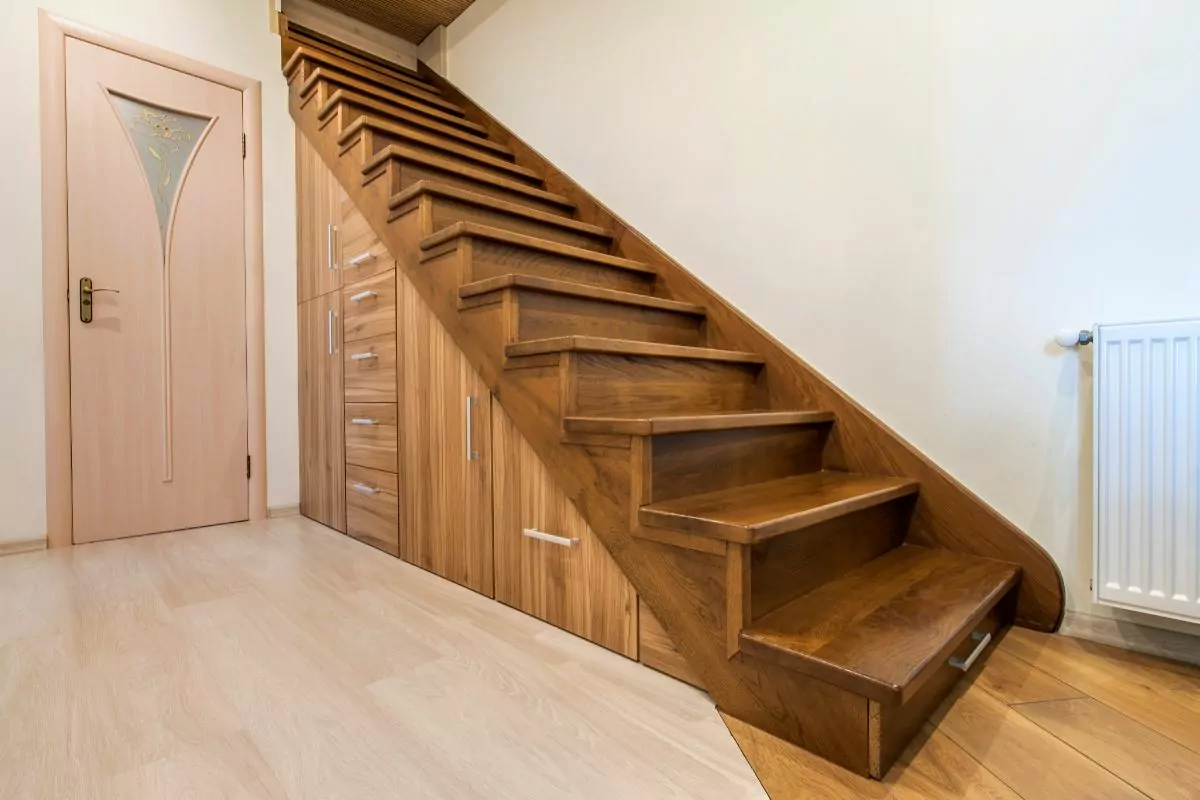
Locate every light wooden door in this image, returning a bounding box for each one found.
[492,402,638,657]
[66,38,247,544]
[398,272,493,596]
[299,293,346,531]
[296,128,346,303]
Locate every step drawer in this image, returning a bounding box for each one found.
[344,333,397,402]
[340,199,395,283]
[345,403,398,472]
[342,270,396,343]
[346,464,399,556]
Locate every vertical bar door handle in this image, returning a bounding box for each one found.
[465,396,479,461]
[327,224,338,270]
[326,309,334,355]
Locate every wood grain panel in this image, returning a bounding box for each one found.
[343,332,398,402]
[296,126,346,303]
[299,293,345,531]
[340,195,396,283]
[570,353,763,416]
[492,400,638,658]
[639,600,705,689]
[346,463,399,556]
[344,402,398,472]
[305,0,477,45]
[342,268,396,342]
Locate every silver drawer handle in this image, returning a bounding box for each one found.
[347,251,376,267]
[350,418,379,426]
[949,631,992,672]
[351,483,379,495]
[349,352,378,361]
[349,290,377,303]
[327,224,338,270]
[522,528,578,548]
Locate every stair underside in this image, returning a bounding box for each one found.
[639,471,919,544]
[740,545,1019,705]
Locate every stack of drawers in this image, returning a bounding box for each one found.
[340,201,400,556]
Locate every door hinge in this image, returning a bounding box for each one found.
[242,133,247,159]
[1089,578,1094,591]
[246,455,251,479]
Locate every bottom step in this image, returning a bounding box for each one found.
[739,545,1019,706]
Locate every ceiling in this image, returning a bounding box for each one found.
[306,0,478,44]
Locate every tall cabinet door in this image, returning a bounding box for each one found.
[296,129,345,304]
[298,292,345,531]
[398,272,494,596]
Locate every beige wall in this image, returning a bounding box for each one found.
[442,0,1200,632]
[1,0,299,545]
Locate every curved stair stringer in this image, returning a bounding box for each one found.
[286,51,1065,781]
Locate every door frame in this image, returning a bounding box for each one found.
[39,11,268,547]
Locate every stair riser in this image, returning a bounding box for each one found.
[406,195,609,253]
[377,160,568,216]
[341,127,537,186]
[567,353,762,416]
[302,69,463,118]
[286,51,441,99]
[321,90,483,137]
[511,290,704,347]
[440,238,654,294]
[648,425,829,504]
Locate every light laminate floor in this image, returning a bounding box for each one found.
[0,516,766,800]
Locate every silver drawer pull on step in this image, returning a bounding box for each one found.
[949,630,992,672]
[349,290,377,303]
[351,483,379,495]
[350,352,378,361]
[347,251,376,267]
[522,528,579,548]
[350,418,379,426]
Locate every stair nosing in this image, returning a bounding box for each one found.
[338,117,537,182]
[318,88,488,137]
[460,275,704,315]
[563,410,836,436]
[338,114,513,159]
[419,222,644,272]
[365,146,571,210]
[638,472,920,544]
[388,182,605,240]
[505,336,765,365]
[301,65,464,117]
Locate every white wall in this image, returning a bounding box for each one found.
[443,1,1200,629]
[0,0,298,544]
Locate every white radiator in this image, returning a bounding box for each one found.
[1095,318,1200,622]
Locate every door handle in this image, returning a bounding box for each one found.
[350,418,379,426]
[326,309,338,355]
[327,224,339,270]
[349,352,378,361]
[349,290,377,303]
[350,482,379,495]
[347,251,376,268]
[465,395,479,461]
[79,277,119,324]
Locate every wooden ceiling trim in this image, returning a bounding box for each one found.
[307,0,476,44]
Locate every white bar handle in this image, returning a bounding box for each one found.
[349,290,377,303]
[523,528,578,548]
[350,418,379,426]
[351,483,379,495]
[326,309,335,355]
[327,224,338,270]
[949,631,992,672]
[465,396,478,461]
[347,251,376,267]
[349,352,378,361]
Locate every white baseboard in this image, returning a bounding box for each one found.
[0,537,48,557]
[268,504,301,518]
[1061,610,1200,667]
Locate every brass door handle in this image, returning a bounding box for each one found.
[80,277,120,323]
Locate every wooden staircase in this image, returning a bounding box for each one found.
[283,38,1065,780]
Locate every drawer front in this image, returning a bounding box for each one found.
[342,269,396,343]
[346,464,399,556]
[340,199,396,283]
[345,403,398,472]
[344,333,397,403]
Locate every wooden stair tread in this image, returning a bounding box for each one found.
[739,545,1020,705]
[563,410,835,436]
[302,65,464,117]
[506,336,765,364]
[339,117,537,182]
[460,275,703,315]
[284,46,440,96]
[366,146,571,211]
[319,88,488,137]
[420,222,652,275]
[389,183,605,239]
[339,114,512,160]
[639,471,918,544]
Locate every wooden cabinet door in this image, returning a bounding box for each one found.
[398,272,493,596]
[298,293,345,531]
[492,402,638,657]
[296,127,346,303]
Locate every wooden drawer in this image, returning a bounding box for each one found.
[345,403,398,472]
[346,464,399,556]
[344,333,396,403]
[342,269,396,343]
[340,197,395,283]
